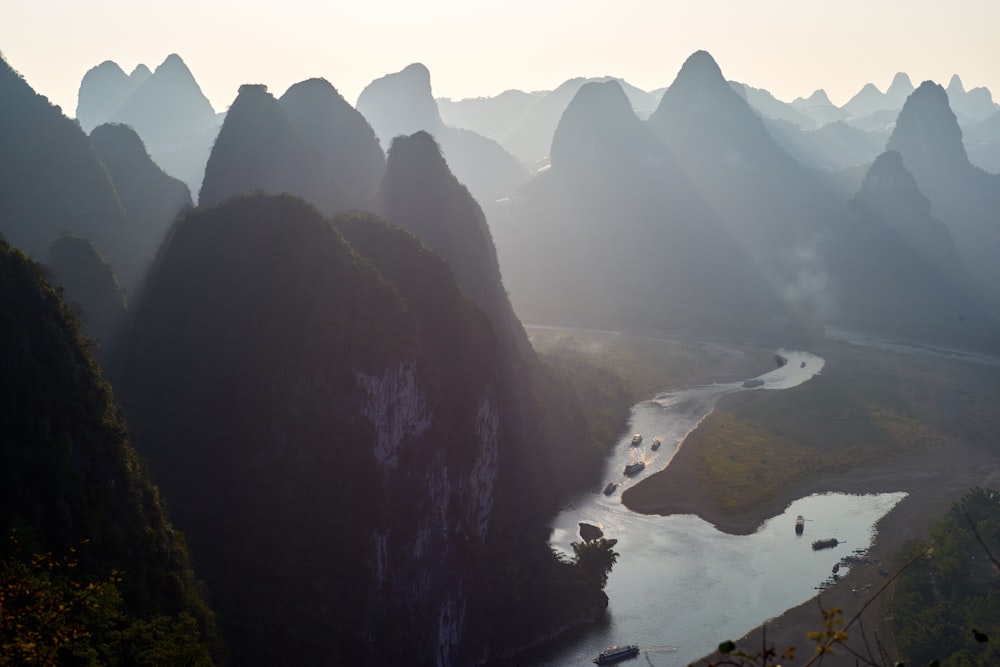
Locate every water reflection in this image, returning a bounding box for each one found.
[538,349,906,666]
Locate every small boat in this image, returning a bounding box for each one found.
[795,515,804,535]
[651,437,661,450]
[624,461,645,476]
[812,538,840,550]
[742,378,764,388]
[800,361,806,368]
[594,644,640,665]
[630,434,642,445]
[603,482,617,495]
[832,563,840,574]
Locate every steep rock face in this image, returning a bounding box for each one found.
[947,74,1000,122]
[119,194,511,665]
[76,55,221,196]
[731,81,816,128]
[0,58,136,290]
[75,60,139,133]
[279,78,385,209]
[90,123,192,284]
[112,53,217,142]
[843,82,887,117]
[357,63,527,205]
[46,235,127,349]
[886,81,1000,295]
[648,50,838,337]
[356,63,441,146]
[199,84,331,209]
[0,238,222,662]
[791,89,847,126]
[825,151,998,349]
[885,72,916,108]
[495,78,785,340]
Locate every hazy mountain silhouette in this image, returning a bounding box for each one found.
[90,123,192,284]
[76,54,221,195]
[356,63,527,204]
[963,110,1000,173]
[947,74,1000,123]
[792,89,848,126]
[494,78,791,339]
[825,151,998,349]
[278,77,386,209]
[0,57,137,290]
[765,118,885,170]
[199,83,332,209]
[438,88,544,137]
[484,76,658,167]
[731,81,816,128]
[46,234,128,349]
[648,50,838,330]
[885,72,916,108]
[378,132,518,340]
[112,54,217,142]
[843,82,887,117]
[75,60,148,132]
[887,81,1000,295]
[0,238,222,662]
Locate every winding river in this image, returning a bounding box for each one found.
[532,347,906,666]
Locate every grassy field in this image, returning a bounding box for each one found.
[530,327,1000,516]
[526,326,774,400]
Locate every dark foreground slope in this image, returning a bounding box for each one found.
[118,194,609,665]
[0,237,222,664]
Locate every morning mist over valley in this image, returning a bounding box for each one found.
[2,2,1000,665]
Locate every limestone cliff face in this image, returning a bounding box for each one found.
[120,195,505,665]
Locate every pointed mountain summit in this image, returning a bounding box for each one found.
[730,81,816,127]
[113,53,216,142]
[356,62,441,144]
[129,63,152,82]
[885,72,915,108]
[0,57,135,288]
[946,73,999,122]
[379,131,519,344]
[853,150,933,218]
[794,89,835,107]
[90,123,192,275]
[887,81,970,170]
[843,82,886,116]
[199,83,329,208]
[550,79,663,171]
[76,60,135,132]
[825,150,998,349]
[649,49,807,180]
[887,81,1000,295]
[792,89,847,126]
[279,78,385,210]
[357,63,527,205]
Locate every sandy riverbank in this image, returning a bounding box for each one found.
[626,408,1000,664]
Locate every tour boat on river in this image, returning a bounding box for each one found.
[630,433,642,445]
[593,644,640,664]
[624,461,645,476]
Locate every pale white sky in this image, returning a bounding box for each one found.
[3,0,998,115]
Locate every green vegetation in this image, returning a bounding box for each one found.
[528,326,770,399]
[0,237,222,663]
[890,487,1000,666]
[642,341,1000,512]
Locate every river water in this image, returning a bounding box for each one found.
[533,348,907,666]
